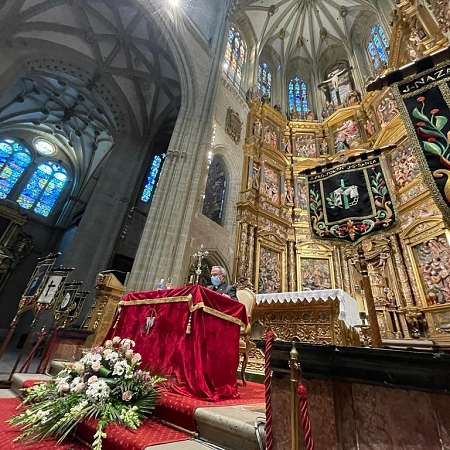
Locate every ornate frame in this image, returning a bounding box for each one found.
[296,242,335,291]
[255,234,286,294]
[225,107,242,144]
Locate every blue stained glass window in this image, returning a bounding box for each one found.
[367,24,389,69]
[288,77,308,113]
[224,26,246,89]
[257,62,272,98]
[17,162,68,217]
[141,154,165,203]
[0,139,31,199]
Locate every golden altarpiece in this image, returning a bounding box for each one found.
[234,1,450,374]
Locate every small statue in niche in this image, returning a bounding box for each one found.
[305,110,314,121]
[274,104,282,113]
[364,119,376,136]
[264,126,272,145]
[319,138,329,155]
[284,182,294,203]
[346,90,360,106]
[270,130,277,149]
[253,118,262,136]
[281,136,292,154]
[321,100,336,118]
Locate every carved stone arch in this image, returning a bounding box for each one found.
[401,216,446,244]
[185,248,233,286]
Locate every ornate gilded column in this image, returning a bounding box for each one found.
[287,240,296,292]
[332,247,343,289]
[246,225,255,284]
[237,222,249,279]
[389,235,415,307]
[340,246,352,293]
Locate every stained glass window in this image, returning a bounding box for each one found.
[0,139,32,199]
[17,162,68,217]
[202,156,226,226]
[224,26,246,89]
[367,24,389,70]
[141,154,165,203]
[288,77,308,113]
[257,62,272,99]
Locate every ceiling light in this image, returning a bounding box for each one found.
[169,0,179,6]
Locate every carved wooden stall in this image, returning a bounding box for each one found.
[234,0,450,366]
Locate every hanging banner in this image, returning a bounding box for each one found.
[307,156,395,244]
[390,60,450,221]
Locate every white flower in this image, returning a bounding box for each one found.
[112,360,129,376]
[86,380,110,402]
[57,383,70,393]
[104,351,119,363]
[112,336,121,344]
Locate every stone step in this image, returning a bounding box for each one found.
[10,372,50,397]
[194,405,265,450]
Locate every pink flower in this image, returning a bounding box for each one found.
[88,376,98,384]
[91,361,101,372]
[125,349,134,359]
[122,390,133,401]
[75,383,86,393]
[112,336,121,344]
[131,353,142,364]
[417,96,425,102]
[58,383,70,393]
[430,109,439,114]
[104,340,113,348]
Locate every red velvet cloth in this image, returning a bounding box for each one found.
[107,285,248,401]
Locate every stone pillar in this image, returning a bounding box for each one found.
[127,7,230,292]
[60,133,144,313]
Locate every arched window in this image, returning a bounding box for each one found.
[141,154,165,204]
[288,77,308,113]
[0,139,32,199]
[17,162,68,217]
[367,24,389,70]
[257,62,272,99]
[224,26,246,88]
[202,156,226,226]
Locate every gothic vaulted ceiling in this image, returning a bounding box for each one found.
[242,0,381,64]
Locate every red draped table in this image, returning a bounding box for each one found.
[107,285,247,401]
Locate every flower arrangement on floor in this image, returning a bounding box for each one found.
[7,336,166,450]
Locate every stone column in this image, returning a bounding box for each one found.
[127,7,230,292]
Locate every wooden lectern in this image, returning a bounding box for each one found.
[83,273,124,347]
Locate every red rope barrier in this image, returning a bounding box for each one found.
[298,383,314,450]
[38,327,61,374]
[19,329,46,373]
[264,331,275,450]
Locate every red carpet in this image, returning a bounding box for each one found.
[155,381,265,431]
[1,397,190,450]
[0,397,88,450]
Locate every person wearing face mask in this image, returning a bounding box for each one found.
[207,265,237,300]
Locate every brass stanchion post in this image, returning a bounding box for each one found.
[290,341,300,450]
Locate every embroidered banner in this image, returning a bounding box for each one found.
[307,157,395,244]
[391,61,450,221]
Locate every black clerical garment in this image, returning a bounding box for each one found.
[207,282,237,300]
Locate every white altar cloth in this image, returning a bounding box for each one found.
[256,289,362,329]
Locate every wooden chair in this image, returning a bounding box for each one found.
[236,288,257,386]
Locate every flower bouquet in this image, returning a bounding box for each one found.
[7,336,166,450]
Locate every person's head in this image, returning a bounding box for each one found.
[210,266,227,286]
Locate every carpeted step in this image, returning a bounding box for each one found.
[10,373,50,397]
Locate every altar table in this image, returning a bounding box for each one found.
[107,285,247,401]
